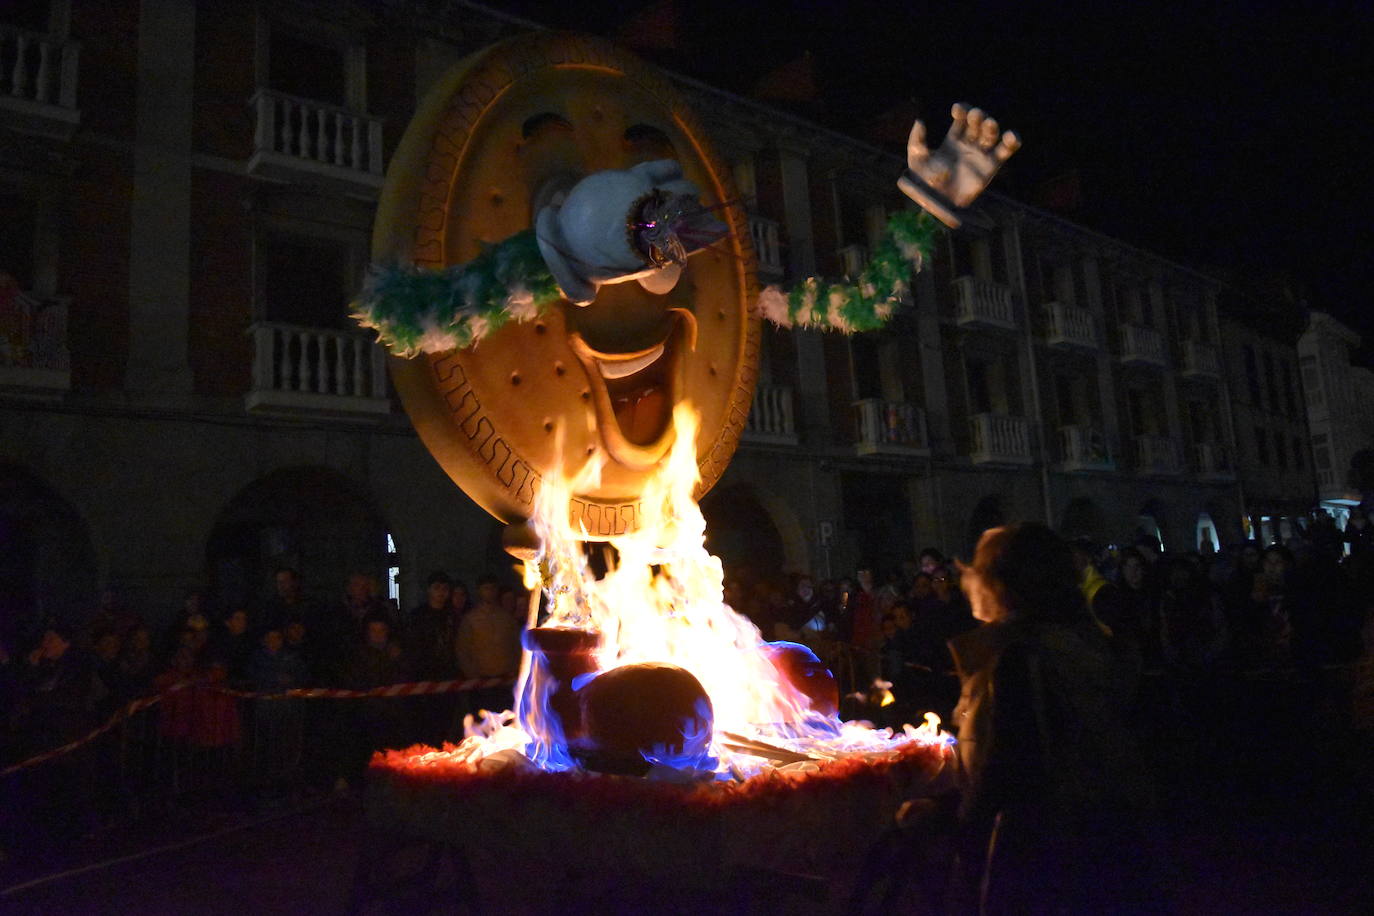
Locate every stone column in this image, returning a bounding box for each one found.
[913,247,950,451]
[1081,257,1122,446]
[777,143,831,442]
[1150,280,1184,443]
[124,0,196,401]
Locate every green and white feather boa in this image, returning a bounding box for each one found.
[353,211,940,356]
[353,229,561,357]
[754,210,939,332]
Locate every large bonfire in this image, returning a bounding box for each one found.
[397,403,949,782]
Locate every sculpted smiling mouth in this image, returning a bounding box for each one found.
[568,308,698,471]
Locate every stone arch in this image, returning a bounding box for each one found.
[700,483,799,582]
[1137,497,1170,552]
[205,466,391,611]
[0,463,98,645]
[1059,496,1108,543]
[1201,498,1240,546]
[1194,510,1221,552]
[966,494,1006,555]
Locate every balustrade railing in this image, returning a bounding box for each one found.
[744,382,796,443]
[0,289,70,396]
[249,89,382,182]
[837,243,867,279]
[1119,323,1167,366]
[1133,434,1182,474]
[247,322,388,415]
[0,25,80,109]
[749,216,784,277]
[854,398,927,454]
[952,276,1015,328]
[1044,301,1096,349]
[0,290,67,367]
[1058,424,1112,470]
[969,412,1031,464]
[1182,339,1220,378]
[1191,441,1233,478]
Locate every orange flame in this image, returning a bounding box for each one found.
[434,403,949,778]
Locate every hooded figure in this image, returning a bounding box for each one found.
[947,523,1159,914]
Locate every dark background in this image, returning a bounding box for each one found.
[489,0,1374,360]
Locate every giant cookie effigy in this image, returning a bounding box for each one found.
[355,30,1017,911]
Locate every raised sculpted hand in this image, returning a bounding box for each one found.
[897,104,1020,228]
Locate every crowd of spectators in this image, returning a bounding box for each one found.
[2,506,1372,869]
[0,566,526,861]
[724,509,1374,728]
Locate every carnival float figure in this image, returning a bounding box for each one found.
[354,29,1019,775]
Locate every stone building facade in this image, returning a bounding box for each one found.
[0,0,1317,635]
[1299,311,1374,525]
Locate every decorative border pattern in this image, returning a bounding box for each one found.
[406,32,759,527]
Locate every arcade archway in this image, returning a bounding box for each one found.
[205,466,391,611]
[0,463,97,645]
[700,484,788,582]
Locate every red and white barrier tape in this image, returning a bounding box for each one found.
[0,676,514,778]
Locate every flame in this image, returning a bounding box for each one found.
[426,403,951,779]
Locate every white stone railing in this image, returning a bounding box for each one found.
[969,412,1031,463]
[1133,434,1181,474]
[1119,323,1167,366]
[1191,441,1233,477]
[744,382,796,443]
[749,216,784,277]
[247,322,388,414]
[1181,339,1219,378]
[0,290,70,397]
[250,89,383,177]
[1058,424,1112,469]
[0,25,80,109]
[953,276,1015,328]
[1044,301,1096,349]
[854,398,927,453]
[837,243,867,279]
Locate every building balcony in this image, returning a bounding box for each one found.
[1057,424,1114,472]
[742,382,797,445]
[1118,323,1167,368]
[1180,339,1219,379]
[837,243,867,279]
[1132,434,1182,476]
[246,322,389,417]
[854,398,928,457]
[969,412,1032,465]
[247,89,383,194]
[952,276,1015,330]
[749,215,784,280]
[1043,301,1097,350]
[0,26,80,139]
[0,290,70,400]
[1190,441,1235,481]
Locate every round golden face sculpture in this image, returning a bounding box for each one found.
[374,33,759,537]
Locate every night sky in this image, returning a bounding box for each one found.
[485,0,1373,361]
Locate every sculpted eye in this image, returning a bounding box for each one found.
[522,112,573,140]
[624,124,676,161]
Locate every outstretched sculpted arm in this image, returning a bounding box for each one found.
[898,104,1021,228]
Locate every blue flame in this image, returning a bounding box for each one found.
[640,697,718,772]
[515,645,577,771]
